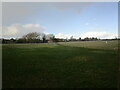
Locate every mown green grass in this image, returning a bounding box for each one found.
[2,41,118,88]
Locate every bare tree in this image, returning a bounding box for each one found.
[49,34,55,41]
[70,36,73,41]
[22,32,56,43]
[22,32,40,40]
[22,32,40,43]
[42,34,46,43]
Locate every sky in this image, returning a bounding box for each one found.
[1,2,118,39]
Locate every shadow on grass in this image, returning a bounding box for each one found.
[2,42,118,88]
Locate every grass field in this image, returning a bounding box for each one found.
[2,40,118,88]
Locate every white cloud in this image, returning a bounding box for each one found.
[2,25,118,39]
[3,25,18,36]
[81,32,117,39]
[55,33,81,39]
[2,24,45,38]
[55,33,73,39]
[55,32,118,39]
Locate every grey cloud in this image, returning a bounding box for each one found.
[2,2,94,26]
[49,2,93,12]
[2,2,42,26]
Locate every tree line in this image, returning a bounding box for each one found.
[1,32,118,44]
